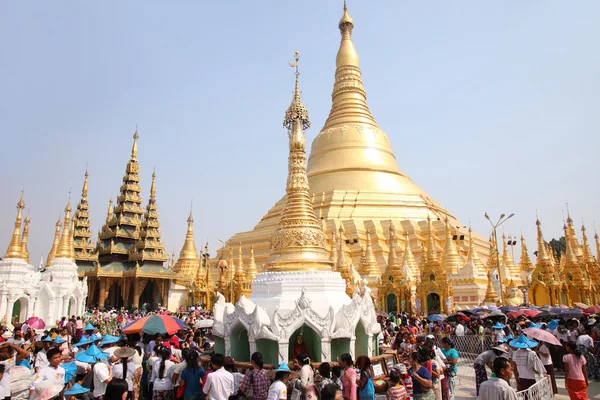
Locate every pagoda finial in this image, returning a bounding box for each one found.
[284,50,310,131]
[176,206,198,265]
[466,226,484,273]
[131,129,139,161]
[46,216,62,266]
[235,242,245,282]
[266,51,330,272]
[247,245,257,281]
[150,169,157,203]
[55,198,74,259]
[564,224,578,265]
[402,232,417,272]
[581,224,595,263]
[426,215,438,263]
[106,198,113,224]
[82,169,89,199]
[4,193,26,259]
[535,218,550,262]
[441,217,461,275]
[339,1,355,38]
[518,234,534,272]
[21,213,31,263]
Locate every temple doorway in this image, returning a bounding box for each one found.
[354,320,369,357]
[11,297,28,324]
[386,293,397,313]
[68,297,76,316]
[230,324,250,362]
[289,324,321,362]
[140,281,163,311]
[106,283,123,308]
[256,339,278,365]
[331,338,350,362]
[426,293,440,315]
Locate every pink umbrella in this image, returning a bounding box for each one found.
[26,317,46,330]
[522,328,562,346]
[559,304,570,309]
[522,309,541,318]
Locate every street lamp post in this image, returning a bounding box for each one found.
[484,212,515,304]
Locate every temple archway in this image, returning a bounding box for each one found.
[106,282,123,308]
[11,297,28,323]
[256,339,278,366]
[290,324,321,362]
[230,324,250,362]
[354,320,369,357]
[385,293,397,313]
[426,293,440,315]
[140,280,163,311]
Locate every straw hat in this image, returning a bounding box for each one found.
[114,347,136,359]
[30,381,64,400]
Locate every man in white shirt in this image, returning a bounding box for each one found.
[203,353,234,400]
[511,341,545,391]
[455,321,465,336]
[477,357,518,400]
[30,348,65,397]
[93,360,113,398]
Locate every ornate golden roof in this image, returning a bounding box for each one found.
[129,171,168,263]
[55,200,74,260]
[4,194,26,259]
[173,209,200,277]
[264,50,331,272]
[74,170,98,263]
[440,218,462,275]
[20,214,30,263]
[519,234,534,272]
[46,217,62,267]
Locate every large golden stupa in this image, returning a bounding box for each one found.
[221,3,491,308]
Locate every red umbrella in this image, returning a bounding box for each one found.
[123,315,186,335]
[507,311,524,320]
[456,312,471,322]
[584,305,600,314]
[522,309,541,318]
[522,328,562,346]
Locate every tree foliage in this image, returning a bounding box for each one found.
[533,236,566,261]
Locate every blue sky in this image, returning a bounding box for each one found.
[1,1,599,263]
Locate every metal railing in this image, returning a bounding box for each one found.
[515,377,553,400]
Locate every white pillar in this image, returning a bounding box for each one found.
[62,296,69,318]
[51,298,60,325]
[278,341,289,364]
[367,334,374,357]
[26,297,35,318]
[349,338,356,360]
[321,339,332,362]
[0,293,8,324]
[224,337,232,357]
[249,339,257,357]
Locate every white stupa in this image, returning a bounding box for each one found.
[0,196,87,326]
[212,51,380,365]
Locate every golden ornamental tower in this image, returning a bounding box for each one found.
[129,171,168,264]
[440,218,462,275]
[381,222,402,282]
[329,230,338,265]
[20,215,30,263]
[359,230,379,278]
[563,224,590,304]
[246,245,258,282]
[581,225,600,302]
[4,194,26,259]
[401,232,418,279]
[466,227,485,274]
[519,235,535,273]
[73,170,98,270]
[529,218,563,306]
[264,50,332,273]
[98,131,145,264]
[173,209,200,279]
[55,200,74,260]
[566,213,583,262]
[46,217,62,267]
[501,233,520,283]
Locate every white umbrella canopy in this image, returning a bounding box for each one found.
[194,319,214,328]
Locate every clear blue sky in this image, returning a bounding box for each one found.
[1,1,599,264]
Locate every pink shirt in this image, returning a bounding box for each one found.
[563,354,587,381]
[76,320,83,329]
[342,367,357,400]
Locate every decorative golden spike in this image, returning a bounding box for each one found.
[466,226,484,274]
[105,198,113,224]
[21,214,31,263]
[336,225,351,279]
[82,169,89,199]
[235,242,245,282]
[149,169,156,203]
[55,200,73,259]
[246,245,257,281]
[440,217,461,275]
[535,218,550,261]
[382,222,401,279]
[175,207,199,269]
[402,231,417,273]
[426,215,438,263]
[566,208,583,260]
[581,224,595,263]
[362,229,379,277]
[266,50,330,271]
[564,223,578,265]
[501,232,518,279]
[518,234,534,272]
[329,229,338,266]
[131,129,139,161]
[46,217,62,267]
[4,193,26,259]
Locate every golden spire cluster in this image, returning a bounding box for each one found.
[381,222,401,281]
[46,217,62,266]
[266,50,331,272]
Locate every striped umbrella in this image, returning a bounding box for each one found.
[122,315,186,335]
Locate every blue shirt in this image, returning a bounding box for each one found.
[412,366,431,394]
[442,348,459,373]
[181,366,206,396]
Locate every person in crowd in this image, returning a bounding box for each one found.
[440,338,457,400]
[563,342,588,400]
[151,346,176,400]
[240,352,270,400]
[473,346,508,395]
[64,382,92,400]
[509,335,545,392]
[317,362,334,392]
[296,352,317,400]
[203,353,234,400]
[339,353,357,400]
[410,350,433,400]
[224,356,244,400]
[179,349,205,400]
[267,363,297,400]
[536,341,558,395]
[477,357,518,400]
[321,383,343,400]
[30,347,65,398]
[113,347,136,400]
[576,326,599,381]
[356,355,375,400]
[331,366,344,392]
[106,378,130,400]
[387,370,407,400]
[454,321,465,337]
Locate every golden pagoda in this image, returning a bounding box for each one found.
[233,242,251,299]
[501,233,521,285]
[221,3,492,303]
[83,131,178,310]
[45,217,62,267]
[55,200,74,260]
[440,218,463,276]
[581,225,600,304]
[246,245,258,282]
[562,224,591,304]
[4,194,26,260]
[20,214,30,263]
[74,170,98,274]
[173,209,200,278]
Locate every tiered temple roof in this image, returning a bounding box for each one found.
[74,170,98,270]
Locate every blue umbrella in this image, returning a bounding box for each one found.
[427,314,445,322]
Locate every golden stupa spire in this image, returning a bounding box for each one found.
[382,222,401,279]
[426,215,439,263]
[581,224,595,264]
[441,218,461,275]
[518,234,534,272]
[564,223,579,266]
[55,199,74,259]
[20,213,31,263]
[329,230,338,265]
[82,169,89,199]
[360,229,379,277]
[105,198,113,224]
[266,50,330,272]
[4,193,26,259]
[466,226,484,273]
[174,208,199,275]
[235,242,245,281]
[535,218,551,262]
[228,244,235,281]
[73,169,97,264]
[246,245,257,281]
[46,217,62,266]
[402,231,418,273]
[149,169,156,203]
[131,129,139,161]
[501,233,518,277]
[336,225,351,278]
[566,209,583,261]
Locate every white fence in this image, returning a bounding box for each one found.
[515,377,553,400]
